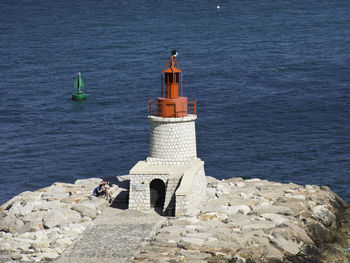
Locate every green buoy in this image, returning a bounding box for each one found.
[72,72,86,101]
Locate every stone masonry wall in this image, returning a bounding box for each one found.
[129,174,169,211]
[129,173,184,212]
[163,177,182,214]
[147,115,197,165]
[175,165,206,216]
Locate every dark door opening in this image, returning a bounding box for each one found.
[150,179,165,209]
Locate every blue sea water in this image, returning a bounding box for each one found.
[0,0,349,205]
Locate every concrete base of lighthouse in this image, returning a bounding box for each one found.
[129,159,206,216]
[128,115,206,217]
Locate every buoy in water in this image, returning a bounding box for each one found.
[72,72,86,101]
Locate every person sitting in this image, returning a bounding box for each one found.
[93,183,106,198]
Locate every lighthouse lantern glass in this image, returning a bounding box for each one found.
[164,73,180,85]
[165,73,173,84]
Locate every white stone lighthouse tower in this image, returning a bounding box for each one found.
[128,51,206,216]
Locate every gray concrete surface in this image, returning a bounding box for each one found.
[54,208,167,263]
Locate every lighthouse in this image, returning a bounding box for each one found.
[128,51,206,216]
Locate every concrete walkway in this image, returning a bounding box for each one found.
[54,208,167,263]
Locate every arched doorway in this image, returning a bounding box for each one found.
[150,179,165,209]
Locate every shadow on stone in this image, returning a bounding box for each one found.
[154,206,165,216]
[110,190,129,210]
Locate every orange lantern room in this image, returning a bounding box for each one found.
[148,51,196,118]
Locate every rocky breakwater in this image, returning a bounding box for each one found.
[0,178,118,262]
[135,177,350,263]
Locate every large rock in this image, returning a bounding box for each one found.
[91,196,109,210]
[202,198,230,213]
[225,205,251,215]
[42,186,69,201]
[0,191,41,212]
[74,178,102,187]
[269,232,300,255]
[312,205,336,227]
[54,238,73,248]
[0,214,25,234]
[225,214,252,226]
[42,208,81,229]
[11,237,33,252]
[241,220,277,231]
[8,201,34,217]
[0,242,13,252]
[206,187,217,198]
[22,211,45,232]
[71,202,98,219]
[252,203,293,216]
[41,251,60,261]
[33,230,49,241]
[159,225,185,236]
[178,237,205,249]
[319,243,349,263]
[30,240,51,252]
[261,213,289,225]
[198,211,228,222]
[203,239,238,256]
[62,223,86,235]
[282,221,313,244]
[32,200,64,211]
[306,218,334,243]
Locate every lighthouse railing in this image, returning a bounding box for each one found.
[148,99,197,116]
[187,98,197,115]
[148,99,157,115]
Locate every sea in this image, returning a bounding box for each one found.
[0,0,349,206]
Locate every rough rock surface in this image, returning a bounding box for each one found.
[134,177,350,263]
[0,176,349,263]
[0,177,121,262]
